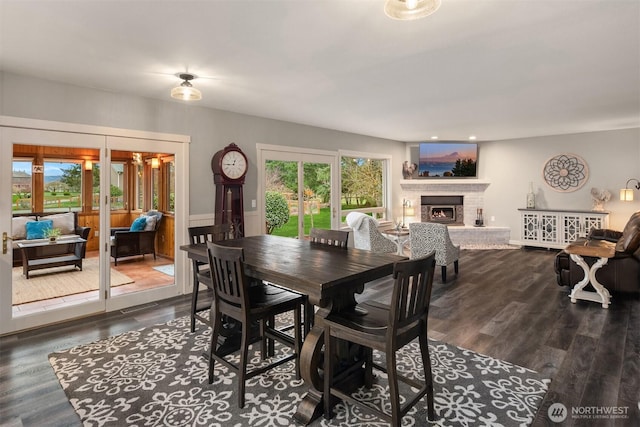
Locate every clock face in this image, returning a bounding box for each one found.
[221,150,247,180]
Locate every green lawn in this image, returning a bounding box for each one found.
[272,207,332,237]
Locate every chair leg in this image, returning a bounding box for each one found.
[208,309,222,384]
[323,327,334,420]
[454,260,459,275]
[294,306,301,379]
[441,265,447,283]
[190,282,199,333]
[419,328,435,421]
[387,349,401,426]
[238,321,250,409]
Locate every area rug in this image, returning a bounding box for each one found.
[152,263,174,277]
[49,314,551,426]
[13,258,134,305]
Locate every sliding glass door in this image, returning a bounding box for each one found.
[259,146,338,239]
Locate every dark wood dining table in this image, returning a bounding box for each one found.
[180,234,405,424]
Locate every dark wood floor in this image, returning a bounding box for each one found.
[1,248,638,426]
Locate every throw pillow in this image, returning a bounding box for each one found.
[12,216,36,239]
[26,219,53,240]
[46,212,75,235]
[130,217,147,232]
[140,214,157,231]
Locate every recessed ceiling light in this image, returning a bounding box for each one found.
[469,135,477,140]
[430,136,438,140]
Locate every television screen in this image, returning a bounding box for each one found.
[418,142,478,177]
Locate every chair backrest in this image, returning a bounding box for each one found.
[189,223,232,245]
[409,222,459,265]
[206,241,249,315]
[388,251,436,336]
[350,215,396,253]
[309,228,349,248]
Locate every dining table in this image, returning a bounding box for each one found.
[180,233,405,424]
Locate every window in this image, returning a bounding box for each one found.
[167,159,175,212]
[44,161,82,212]
[340,154,388,222]
[12,160,32,212]
[110,162,125,210]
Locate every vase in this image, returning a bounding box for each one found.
[526,182,536,209]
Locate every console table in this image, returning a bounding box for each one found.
[18,237,86,279]
[518,208,609,249]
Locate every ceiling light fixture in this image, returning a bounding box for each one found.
[384,0,441,21]
[171,73,202,101]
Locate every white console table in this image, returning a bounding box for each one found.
[517,209,609,249]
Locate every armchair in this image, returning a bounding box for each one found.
[346,212,397,254]
[555,211,640,294]
[409,222,460,283]
[110,211,163,265]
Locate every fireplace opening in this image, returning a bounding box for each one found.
[431,206,455,221]
[421,195,464,225]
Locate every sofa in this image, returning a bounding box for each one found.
[110,210,162,265]
[11,211,91,267]
[555,211,640,294]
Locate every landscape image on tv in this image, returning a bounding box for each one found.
[418,142,477,177]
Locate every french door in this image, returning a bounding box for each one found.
[258,145,339,238]
[0,123,188,335]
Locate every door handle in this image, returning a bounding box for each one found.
[3,232,11,255]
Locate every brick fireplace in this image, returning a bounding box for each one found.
[400,181,489,227]
[399,180,510,246]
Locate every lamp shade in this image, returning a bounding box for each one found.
[384,0,441,20]
[84,160,92,171]
[620,188,634,201]
[171,73,202,101]
[151,158,160,169]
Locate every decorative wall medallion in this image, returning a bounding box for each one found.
[543,153,589,192]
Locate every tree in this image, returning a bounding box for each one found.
[60,164,82,192]
[265,191,290,234]
[451,158,477,177]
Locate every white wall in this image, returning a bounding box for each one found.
[2,72,638,237]
[0,72,407,231]
[480,128,640,234]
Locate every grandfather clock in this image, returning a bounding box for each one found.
[211,143,248,238]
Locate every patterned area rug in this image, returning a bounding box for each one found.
[49,314,551,426]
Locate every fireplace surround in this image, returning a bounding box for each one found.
[421,195,464,225]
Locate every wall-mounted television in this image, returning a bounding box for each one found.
[418,142,478,178]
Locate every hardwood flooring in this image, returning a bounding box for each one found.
[1,248,638,426]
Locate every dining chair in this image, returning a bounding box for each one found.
[409,222,460,283]
[188,223,231,332]
[206,241,304,408]
[309,227,349,248]
[323,251,437,424]
[346,212,397,254]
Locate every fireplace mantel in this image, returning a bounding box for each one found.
[400,179,490,192]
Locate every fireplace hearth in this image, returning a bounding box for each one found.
[421,195,464,225]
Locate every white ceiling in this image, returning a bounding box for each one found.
[1,0,639,142]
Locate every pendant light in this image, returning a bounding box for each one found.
[171,73,202,101]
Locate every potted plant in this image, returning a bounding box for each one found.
[44,227,62,243]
